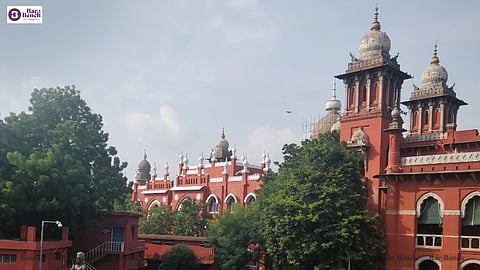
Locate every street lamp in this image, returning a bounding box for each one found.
[39,220,63,270]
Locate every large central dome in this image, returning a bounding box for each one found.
[359,7,391,60]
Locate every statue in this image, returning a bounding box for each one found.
[70,252,86,270]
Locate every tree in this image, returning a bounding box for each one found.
[139,204,177,235]
[173,197,212,237]
[206,203,264,270]
[0,86,130,236]
[158,244,200,270]
[257,132,385,269]
[138,198,213,237]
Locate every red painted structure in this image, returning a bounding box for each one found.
[131,130,269,214]
[140,234,215,269]
[0,225,70,270]
[330,7,480,270]
[71,211,145,270]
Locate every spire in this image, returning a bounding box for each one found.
[143,149,147,160]
[370,5,381,31]
[221,128,225,139]
[431,43,440,65]
[331,78,337,100]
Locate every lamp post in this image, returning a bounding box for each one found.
[39,220,63,270]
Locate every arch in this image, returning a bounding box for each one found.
[461,191,480,218]
[417,192,444,218]
[461,259,480,270]
[224,193,238,213]
[177,196,193,211]
[206,194,219,213]
[147,200,161,211]
[423,109,429,127]
[415,256,440,270]
[224,193,238,203]
[244,193,256,204]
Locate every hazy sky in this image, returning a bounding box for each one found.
[2,1,480,179]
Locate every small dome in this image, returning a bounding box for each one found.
[391,106,401,118]
[325,99,341,111]
[421,45,448,88]
[350,127,370,146]
[214,129,230,160]
[138,152,151,171]
[359,7,391,60]
[330,117,341,132]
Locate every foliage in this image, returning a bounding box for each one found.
[0,86,129,236]
[257,132,385,269]
[206,203,264,270]
[158,244,200,270]
[139,198,212,237]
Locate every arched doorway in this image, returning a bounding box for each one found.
[419,260,439,270]
[464,263,480,270]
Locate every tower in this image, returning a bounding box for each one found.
[335,7,411,213]
[402,45,467,137]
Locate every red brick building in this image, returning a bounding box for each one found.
[131,130,269,214]
[0,225,70,270]
[317,7,480,270]
[71,211,145,270]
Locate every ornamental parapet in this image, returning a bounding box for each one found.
[404,132,447,142]
[401,151,480,166]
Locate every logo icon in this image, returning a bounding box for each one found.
[7,8,21,21]
[7,6,43,24]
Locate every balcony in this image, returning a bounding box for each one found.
[416,234,442,248]
[461,236,480,250]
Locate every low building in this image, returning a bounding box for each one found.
[70,211,145,270]
[0,224,71,270]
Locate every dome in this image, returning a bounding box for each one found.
[350,127,370,146]
[214,129,230,160]
[325,99,341,111]
[359,7,391,60]
[138,152,151,171]
[311,111,341,138]
[421,45,448,88]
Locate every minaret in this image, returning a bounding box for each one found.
[335,7,411,213]
[311,78,342,138]
[402,45,467,136]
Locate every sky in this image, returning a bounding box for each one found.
[1,1,480,180]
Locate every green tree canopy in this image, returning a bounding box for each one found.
[139,197,212,237]
[0,86,130,236]
[158,244,200,270]
[206,203,264,270]
[257,132,385,269]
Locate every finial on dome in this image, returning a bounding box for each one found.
[370,5,381,31]
[431,43,440,65]
[144,149,147,160]
[332,78,337,99]
[221,128,225,139]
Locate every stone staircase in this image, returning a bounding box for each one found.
[84,241,125,269]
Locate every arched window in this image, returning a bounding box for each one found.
[206,195,219,213]
[416,194,443,247]
[461,193,480,249]
[461,260,480,270]
[244,193,256,206]
[418,260,440,270]
[225,194,237,213]
[423,110,429,127]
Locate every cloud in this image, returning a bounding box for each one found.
[159,106,180,137]
[244,125,299,166]
[227,0,261,16]
[211,16,279,44]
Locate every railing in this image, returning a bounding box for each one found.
[416,234,442,248]
[461,236,480,250]
[85,261,96,270]
[85,241,125,263]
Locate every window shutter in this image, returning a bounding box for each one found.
[463,196,480,226]
[418,197,442,225]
